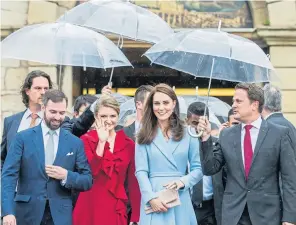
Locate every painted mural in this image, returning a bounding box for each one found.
[78,1,253,28]
[131,1,253,28]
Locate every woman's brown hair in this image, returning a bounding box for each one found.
[137,84,184,145]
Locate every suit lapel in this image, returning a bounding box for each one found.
[232,125,246,180]
[53,129,69,165]
[251,120,269,165]
[10,111,25,136]
[32,125,47,179]
[152,128,178,170]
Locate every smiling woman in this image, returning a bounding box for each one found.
[135,83,203,225]
[73,94,141,225]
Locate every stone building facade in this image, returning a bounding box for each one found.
[1,0,296,134]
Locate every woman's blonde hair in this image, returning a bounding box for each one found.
[94,94,120,116]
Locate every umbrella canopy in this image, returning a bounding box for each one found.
[144,29,276,83]
[58,0,174,44]
[1,22,132,69]
[118,96,222,127]
[183,95,231,121]
[96,93,132,106]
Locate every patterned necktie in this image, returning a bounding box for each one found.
[30,113,38,128]
[244,125,253,179]
[45,130,56,165]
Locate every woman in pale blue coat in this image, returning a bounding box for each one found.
[135,84,203,225]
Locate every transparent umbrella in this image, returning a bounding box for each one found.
[1,22,132,87]
[183,96,231,122]
[96,93,132,106]
[144,26,277,137]
[118,96,222,128]
[58,0,173,44]
[58,0,173,85]
[118,98,136,126]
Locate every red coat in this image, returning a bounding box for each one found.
[73,130,141,225]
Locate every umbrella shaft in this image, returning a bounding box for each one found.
[204,58,215,117]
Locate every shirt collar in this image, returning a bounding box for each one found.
[241,116,262,131]
[264,112,282,120]
[25,108,43,119]
[41,120,60,136]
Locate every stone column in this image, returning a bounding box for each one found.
[257,0,296,125]
[1,1,77,135]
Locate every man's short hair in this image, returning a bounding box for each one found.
[187,102,209,118]
[134,85,153,105]
[42,89,68,107]
[235,83,264,113]
[228,108,234,121]
[263,84,282,112]
[73,94,98,113]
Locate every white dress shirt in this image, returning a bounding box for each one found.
[41,121,67,184]
[17,109,43,132]
[241,116,262,165]
[41,121,60,160]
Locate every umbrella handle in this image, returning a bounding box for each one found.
[187,126,203,138]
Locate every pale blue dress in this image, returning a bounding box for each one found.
[135,128,203,225]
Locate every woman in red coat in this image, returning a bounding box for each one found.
[73,94,141,225]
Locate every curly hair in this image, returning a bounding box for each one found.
[20,70,53,107]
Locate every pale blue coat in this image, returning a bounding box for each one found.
[135,128,203,225]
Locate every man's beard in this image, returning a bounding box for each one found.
[44,113,62,130]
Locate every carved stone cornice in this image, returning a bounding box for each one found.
[257,26,296,46]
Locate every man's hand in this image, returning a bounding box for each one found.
[45,165,67,180]
[3,215,16,225]
[282,222,295,225]
[101,85,112,95]
[196,116,211,141]
[219,121,229,133]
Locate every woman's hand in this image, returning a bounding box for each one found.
[129,222,138,225]
[95,117,109,143]
[163,180,185,190]
[149,198,168,213]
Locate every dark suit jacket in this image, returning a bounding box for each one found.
[266,112,296,151]
[123,121,136,141]
[1,125,92,225]
[200,120,296,225]
[1,107,95,168]
[192,137,224,225]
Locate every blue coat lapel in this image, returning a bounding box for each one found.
[53,129,69,166]
[32,125,47,179]
[152,128,178,170]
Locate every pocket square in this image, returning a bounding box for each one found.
[66,152,74,156]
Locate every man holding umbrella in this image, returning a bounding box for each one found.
[197,83,296,225]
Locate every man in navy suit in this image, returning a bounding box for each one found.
[1,89,92,225]
[1,70,107,168]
